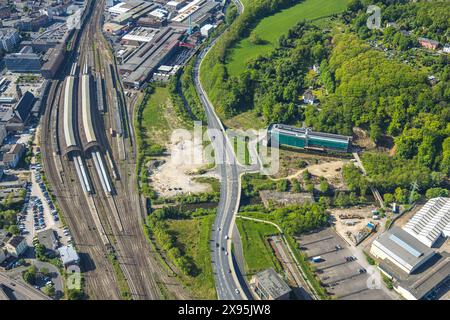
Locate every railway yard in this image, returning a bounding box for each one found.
[40,0,189,300]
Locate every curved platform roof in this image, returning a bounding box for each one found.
[81,74,97,147]
[63,76,77,151]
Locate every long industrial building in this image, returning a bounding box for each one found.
[268,124,352,153]
[120,27,185,89]
[403,197,450,247]
[370,197,450,300]
[81,73,98,152]
[370,226,435,275]
[63,76,79,156]
[112,1,158,25]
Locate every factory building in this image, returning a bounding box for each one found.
[394,255,450,300]
[121,27,160,44]
[185,0,220,28]
[108,2,133,15]
[120,27,184,89]
[167,1,187,11]
[103,22,127,36]
[137,16,167,28]
[403,197,450,247]
[370,226,435,275]
[268,124,352,153]
[112,1,158,25]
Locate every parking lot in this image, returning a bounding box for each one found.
[20,163,71,247]
[297,228,391,300]
[14,136,72,252]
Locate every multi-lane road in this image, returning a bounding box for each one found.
[42,0,247,300]
[194,0,250,300]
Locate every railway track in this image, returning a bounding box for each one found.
[39,0,191,300]
[41,79,122,299]
[39,0,122,299]
[72,0,190,299]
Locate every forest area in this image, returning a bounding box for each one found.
[198,0,449,199]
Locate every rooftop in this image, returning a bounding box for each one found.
[373,226,434,272]
[406,254,450,299]
[380,252,450,300]
[403,197,450,247]
[7,235,25,248]
[270,124,352,144]
[122,27,159,43]
[14,91,35,122]
[37,229,58,250]
[252,268,291,299]
[418,37,440,46]
[0,28,18,38]
[58,245,79,265]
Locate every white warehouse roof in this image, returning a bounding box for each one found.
[403,197,450,247]
[108,2,131,15]
[149,8,168,19]
[371,226,435,274]
[122,27,158,43]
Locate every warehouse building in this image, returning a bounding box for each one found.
[250,268,291,300]
[167,1,187,11]
[120,27,184,89]
[200,24,214,37]
[112,1,157,25]
[394,254,450,300]
[370,226,435,275]
[403,197,450,247]
[137,15,167,28]
[108,2,134,16]
[103,22,127,36]
[121,27,159,44]
[268,124,352,153]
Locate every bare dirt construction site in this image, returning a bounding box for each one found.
[141,86,218,198]
[149,135,218,198]
[270,149,349,189]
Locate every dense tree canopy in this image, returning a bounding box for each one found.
[273,203,328,235]
[199,0,449,196]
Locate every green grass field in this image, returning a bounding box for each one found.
[236,218,282,278]
[227,0,350,76]
[140,86,188,147]
[223,110,265,131]
[166,215,217,299]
